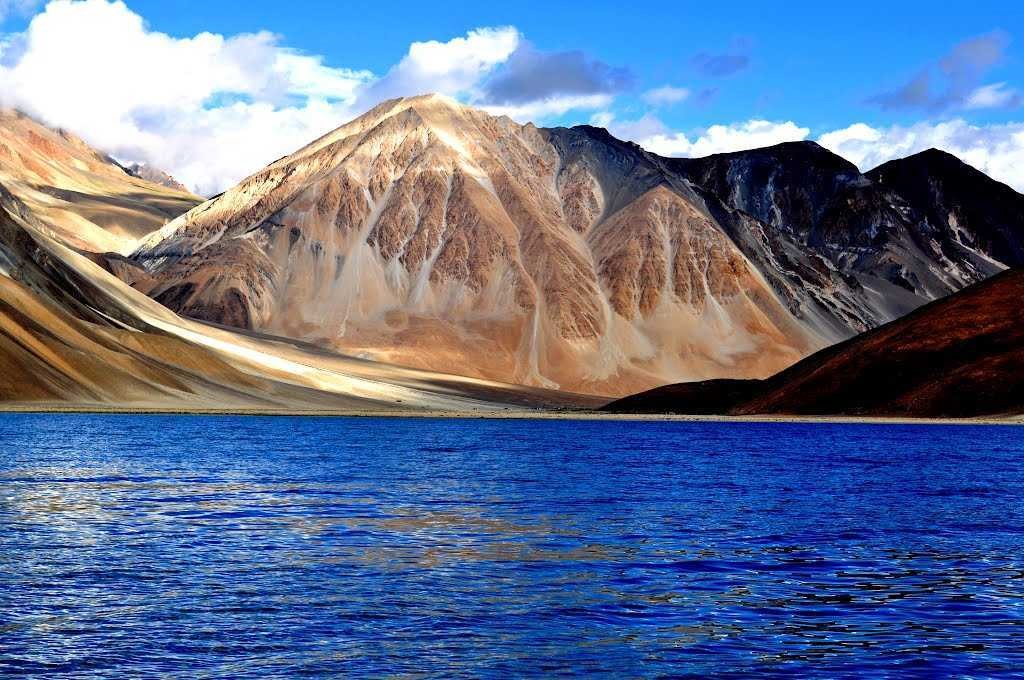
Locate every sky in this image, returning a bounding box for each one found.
[0,0,1021,195]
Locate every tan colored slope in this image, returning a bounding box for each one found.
[0,182,593,412]
[0,109,201,254]
[132,95,819,396]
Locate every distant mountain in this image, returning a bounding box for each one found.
[0,110,201,254]
[604,269,1024,418]
[124,162,191,194]
[126,96,1024,396]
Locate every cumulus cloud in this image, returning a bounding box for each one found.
[482,94,614,123]
[468,42,632,122]
[359,26,519,104]
[630,119,810,157]
[0,2,630,193]
[819,118,1024,192]
[592,111,669,141]
[869,31,1018,112]
[0,0,374,194]
[480,44,631,103]
[642,85,690,106]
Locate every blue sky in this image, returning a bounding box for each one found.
[58,0,1024,131]
[1,0,1021,193]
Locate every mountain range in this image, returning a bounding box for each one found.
[119,94,1021,396]
[0,95,1021,414]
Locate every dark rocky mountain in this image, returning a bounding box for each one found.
[666,141,1012,331]
[867,148,1024,268]
[604,269,1024,418]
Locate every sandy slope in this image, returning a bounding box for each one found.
[0,206,598,411]
[0,109,201,254]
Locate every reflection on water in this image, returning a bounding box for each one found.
[2,415,1024,676]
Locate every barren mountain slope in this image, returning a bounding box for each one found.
[0,179,588,412]
[128,97,1024,397]
[0,109,201,254]
[129,95,820,396]
[867,148,1024,268]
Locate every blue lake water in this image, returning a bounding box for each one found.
[2,414,1024,677]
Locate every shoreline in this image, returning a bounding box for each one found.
[0,403,1021,426]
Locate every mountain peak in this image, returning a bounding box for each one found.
[401,92,464,108]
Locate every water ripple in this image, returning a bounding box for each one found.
[2,415,1024,676]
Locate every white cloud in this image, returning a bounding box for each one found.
[0,1,527,195]
[0,0,374,194]
[482,94,612,122]
[635,119,810,157]
[819,118,1024,191]
[964,82,1022,110]
[594,111,669,140]
[362,26,519,104]
[642,85,690,106]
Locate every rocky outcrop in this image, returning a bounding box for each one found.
[124,163,191,194]
[867,149,1024,268]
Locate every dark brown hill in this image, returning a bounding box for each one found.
[605,269,1024,418]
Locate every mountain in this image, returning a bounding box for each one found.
[0,109,593,412]
[128,95,816,396]
[668,141,1010,333]
[604,269,1024,418]
[867,148,1024,268]
[124,162,191,194]
[0,109,201,254]
[127,95,1023,396]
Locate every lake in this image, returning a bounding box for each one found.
[2,414,1024,677]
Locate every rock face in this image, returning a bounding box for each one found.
[129,95,1024,396]
[604,269,1024,418]
[867,149,1024,268]
[668,142,1011,336]
[0,109,201,254]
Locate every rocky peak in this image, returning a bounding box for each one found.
[867,148,1024,267]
